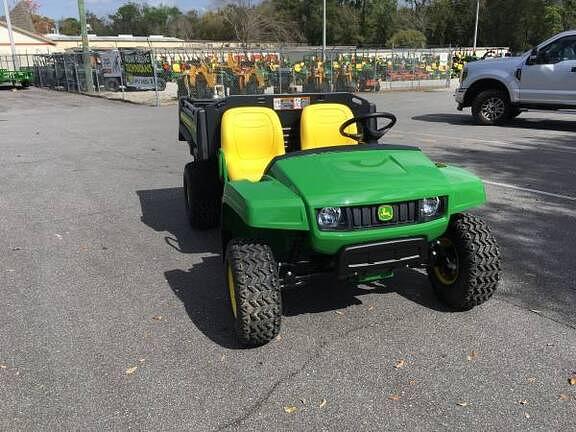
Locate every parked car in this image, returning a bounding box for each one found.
[455,31,576,125]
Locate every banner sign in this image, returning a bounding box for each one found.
[120,49,156,90]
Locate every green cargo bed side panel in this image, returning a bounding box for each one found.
[223,178,309,231]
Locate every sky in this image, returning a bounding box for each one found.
[26,0,213,20]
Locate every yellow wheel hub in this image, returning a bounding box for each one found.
[227,265,237,318]
[433,238,459,285]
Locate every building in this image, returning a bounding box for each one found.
[43,34,295,52]
[45,34,188,51]
[0,21,56,55]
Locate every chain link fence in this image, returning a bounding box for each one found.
[3,46,506,105]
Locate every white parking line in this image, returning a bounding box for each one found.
[392,130,576,155]
[485,180,576,202]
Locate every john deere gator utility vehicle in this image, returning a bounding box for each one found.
[178,92,501,346]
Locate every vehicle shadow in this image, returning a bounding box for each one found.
[282,270,451,316]
[137,187,236,347]
[138,187,451,349]
[411,113,576,132]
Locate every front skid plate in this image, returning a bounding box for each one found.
[338,237,428,278]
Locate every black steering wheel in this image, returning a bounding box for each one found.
[339,112,397,144]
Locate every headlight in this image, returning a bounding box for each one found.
[317,207,343,229]
[419,197,444,220]
[460,67,468,83]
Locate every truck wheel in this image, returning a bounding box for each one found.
[183,160,221,229]
[472,89,510,125]
[104,78,120,92]
[225,239,282,346]
[428,213,501,311]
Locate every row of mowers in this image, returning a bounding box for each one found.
[173,53,454,97]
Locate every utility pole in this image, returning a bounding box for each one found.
[473,0,480,55]
[322,0,326,62]
[77,0,94,92]
[2,0,19,70]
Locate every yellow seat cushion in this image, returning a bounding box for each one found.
[300,103,358,150]
[221,107,285,182]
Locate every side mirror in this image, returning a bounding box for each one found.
[528,48,539,65]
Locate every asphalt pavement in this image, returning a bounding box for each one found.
[0,88,575,431]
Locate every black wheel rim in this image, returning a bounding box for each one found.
[481,97,505,121]
[433,238,459,285]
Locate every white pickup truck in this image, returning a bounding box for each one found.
[455,31,576,125]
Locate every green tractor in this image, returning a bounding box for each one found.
[0,67,32,88]
[179,92,501,346]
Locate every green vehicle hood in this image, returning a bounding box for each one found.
[268,148,452,207]
[223,146,486,255]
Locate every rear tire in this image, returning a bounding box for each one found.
[183,159,222,229]
[428,213,501,311]
[225,239,282,346]
[472,89,511,125]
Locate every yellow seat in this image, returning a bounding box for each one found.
[300,103,358,150]
[221,107,285,182]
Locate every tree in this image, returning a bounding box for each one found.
[169,10,200,40]
[59,17,80,35]
[8,0,54,34]
[405,0,433,32]
[32,13,54,34]
[86,12,110,35]
[216,0,297,45]
[108,2,144,35]
[562,0,576,30]
[31,0,573,47]
[387,29,427,47]
[543,3,565,36]
[196,10,231,40]
[141,4,183,35]
[365,0,398,46]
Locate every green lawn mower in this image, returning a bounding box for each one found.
[178,92,501,347]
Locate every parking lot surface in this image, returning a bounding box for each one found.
[1,88,575,431]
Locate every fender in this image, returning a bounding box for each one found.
[222,178,309,231]
[466,71,520,104]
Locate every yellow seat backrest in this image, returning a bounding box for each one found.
[300,103,358,150]
[221,107,285,182]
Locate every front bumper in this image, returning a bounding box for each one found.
[338,237,428,279]
[455,87,467,109]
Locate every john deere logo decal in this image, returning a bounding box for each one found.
[378,205,394,222]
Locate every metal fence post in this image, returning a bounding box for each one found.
[150,50,160,107]
[74,62,80,92]
[118,51,126,101]
[447,44,453,88]
[63,55,70,92]
[329,51,333,92]
[277,49,281,94]
[54,57,60,89]
[412,50,416,89]
[94,61,100,93]
[373,54,377,93]
[38,58,43,87]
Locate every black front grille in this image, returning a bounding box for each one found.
[345,201,418,229]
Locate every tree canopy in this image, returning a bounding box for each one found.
[45,0,575,50]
